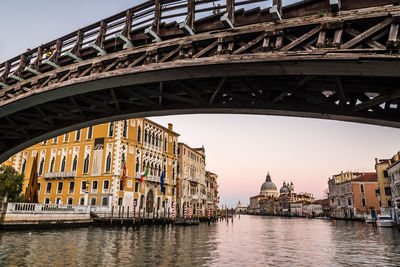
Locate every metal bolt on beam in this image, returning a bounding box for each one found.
[270,5,282,21]
[65,51,82,62]
[179,21,195,36]
[220,13,234,28]
[43,60,61,69]
[330,0,341,12]
[88,43,107,56]
[8,74,24,82]
[24,67,42,76]
[115,33,134,49]
[144,27,162,43]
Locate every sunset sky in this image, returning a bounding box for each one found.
[1,1,400,207]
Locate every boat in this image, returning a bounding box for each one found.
[174,219,199,226]
[377,215,396,228]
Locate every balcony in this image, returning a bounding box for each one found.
[44,171,76,179]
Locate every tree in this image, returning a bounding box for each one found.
[0,165,24,202]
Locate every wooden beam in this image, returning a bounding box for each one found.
[95,20,107,48]
[334,77,346,105]
[353,90,400,111]
[187,0,195,29]
[342,18,392,49]
[344,27,386,49]
[281,26,320,51]
[233,33,264,54]
[209,77,227,104]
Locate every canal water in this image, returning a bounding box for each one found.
[1,215,400,266]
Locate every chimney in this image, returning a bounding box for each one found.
[168,123,173,131]
[375,158,378,164]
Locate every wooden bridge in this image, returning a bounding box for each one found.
[1,0,400,162]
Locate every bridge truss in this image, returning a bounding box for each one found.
[1,0,400,162]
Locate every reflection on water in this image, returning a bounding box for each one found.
[0,215,399,266]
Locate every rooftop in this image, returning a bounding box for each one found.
[351,172,377,182]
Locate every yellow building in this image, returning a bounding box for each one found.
[4,118,179,213]
[375,158,392,213]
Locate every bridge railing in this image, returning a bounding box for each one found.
[0,0,397,90]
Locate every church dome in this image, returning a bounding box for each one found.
[260,172,278,197]
[280,182,290,194]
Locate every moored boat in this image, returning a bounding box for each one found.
[377,215,396,228]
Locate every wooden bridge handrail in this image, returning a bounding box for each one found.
[1,0,398,87]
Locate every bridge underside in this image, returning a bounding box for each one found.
[2,57,400,163]
[2,1,400,162]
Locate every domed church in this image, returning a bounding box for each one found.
[280,181,294,195]
[260,172,278,197]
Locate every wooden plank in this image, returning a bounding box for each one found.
[353,90,400,111]
[95,20,107,48]
[344,27,386,49]
[342,18,392,49]
[187,0,195,29]
[193,40,218,58]
[233,33,264,54]
[388,23,399,42]
[281,26,319,51]
[226,0,235,25]
[121,9,133,38]
[159,46,181,62]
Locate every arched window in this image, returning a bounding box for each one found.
[173,141,176,155]
[144,130,148,143]
[151,133,155,145]
[164,139,167,152]
[172,167,175,180]
[105,153,112,172]
[60,156,66,172]
[137,126,141,142]
[123,120,128,138]
[156,135,159,146]
[39,158,44,176]
[72,155,78,171]
[118,197,123,206]
[150,163,154,175]
[135,158,140,173]
[50,157,55,172]
[90,197,97,206]
[83,155,90,174]
[108,122,114,137]
[67,197,73,205]
[102,197,108,206]
[21,159,27,174]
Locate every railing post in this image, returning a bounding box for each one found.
[187,0,195,29]
[121,206,124,225]
[153,0,162,34]
[122,9,133,39]
[95,20,107,49]
[226,0,235,25]
[111,205,114,224]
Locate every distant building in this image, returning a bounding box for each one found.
[249,195,265,214]
[375,158,393,214]
[330,173,380,219]
[176,143,207,217]
[235,201,248,214]
[260,172,278,197]
[387,153,400,222]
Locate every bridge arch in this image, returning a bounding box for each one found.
[1,0,400,162]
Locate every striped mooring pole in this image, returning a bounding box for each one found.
[172,202,175,221]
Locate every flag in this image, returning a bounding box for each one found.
[121,162,126,191]
[25,156,39,203]
[140,167,149,183]
[160,171,165,195]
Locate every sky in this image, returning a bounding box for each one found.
[1,1,400,208]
